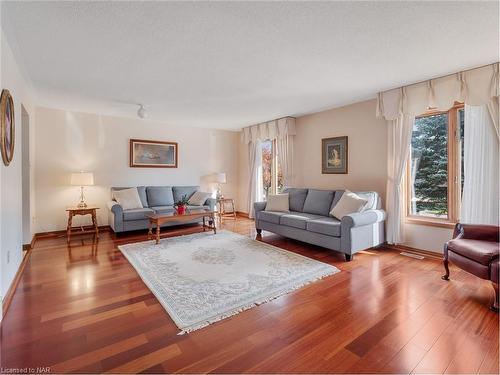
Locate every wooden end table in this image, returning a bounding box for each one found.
[146,208,216,245]
[216,198,236,223]
[66,206,99,243]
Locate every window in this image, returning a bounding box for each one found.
[406,103,464,227]
[260,140,284,200]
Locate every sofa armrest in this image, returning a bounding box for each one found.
[455,223,499,242]
[107,201,123,215]
[341,209,386,228]
[205,197,217,211]
[254,201,267,215]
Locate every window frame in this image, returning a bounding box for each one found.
[405,102,464,228]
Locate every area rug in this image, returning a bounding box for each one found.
[118,230,339,334]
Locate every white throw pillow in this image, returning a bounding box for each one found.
[330,190,368,220]
[113,188,144,210]
[265,194,290,212]
[188,191,212,206]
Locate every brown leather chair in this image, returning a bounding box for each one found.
[443,223,499,312]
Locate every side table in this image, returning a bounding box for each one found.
[216,198,236,223]
[66,206,99,243]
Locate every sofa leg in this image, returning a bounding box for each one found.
[345,254,353,262]
[491,283,499,313]
[442,258,450,280]
[256,229,262,235]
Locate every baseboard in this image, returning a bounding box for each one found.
[386,244,443,260]
[34,225,111,241]
[2,246,32,318]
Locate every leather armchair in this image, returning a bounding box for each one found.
[443,223,499,312]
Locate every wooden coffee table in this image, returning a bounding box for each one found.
[145,208,217,244]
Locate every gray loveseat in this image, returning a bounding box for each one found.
[108,186,216,233]
[254,188,386,261]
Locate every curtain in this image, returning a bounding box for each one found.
[386,114,414,244]
[276,135,294,187]
[461,105,499,225]
[246,141,259,218]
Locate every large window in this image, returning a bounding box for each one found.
[260,140,284,200]
[406,103,464,227]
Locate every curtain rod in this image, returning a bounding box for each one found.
[380,61,499,94]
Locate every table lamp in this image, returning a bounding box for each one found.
[214,172,226,199]
[71,172,94,208]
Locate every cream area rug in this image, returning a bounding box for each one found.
[119,230,339,334]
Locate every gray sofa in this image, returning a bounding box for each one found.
[108,186,216,233]
[254,188,386,261]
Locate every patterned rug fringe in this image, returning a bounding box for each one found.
[178,269,337,335]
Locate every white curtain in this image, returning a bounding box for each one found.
[246,141,260,218]
[276,135,294,187]
[461,105,499,224]
[386,114,414,244]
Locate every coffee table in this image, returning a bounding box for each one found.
[145,208,217,244]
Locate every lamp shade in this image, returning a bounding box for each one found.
[71,172,94,186]
[214,172,226,184]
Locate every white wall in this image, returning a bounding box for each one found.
[34,108,239,231]
[0,29,36,304]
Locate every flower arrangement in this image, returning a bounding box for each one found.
[174,194,189,214]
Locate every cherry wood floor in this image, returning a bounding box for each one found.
[1,217,498,374]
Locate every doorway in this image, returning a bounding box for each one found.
[21,105,31,251]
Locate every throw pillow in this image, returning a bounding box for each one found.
[265,194,290,212]
[114,188,144,210]
[330,190,368,220]
[188,191,212,206]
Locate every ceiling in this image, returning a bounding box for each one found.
[2,1,498,130]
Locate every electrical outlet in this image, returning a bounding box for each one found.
[7,250,10,264]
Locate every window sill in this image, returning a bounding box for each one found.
[406,217,456,229]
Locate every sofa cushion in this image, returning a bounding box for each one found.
[114,188,144,210]
[302,189,335,216]
[123,208,154,221]
[186,205,210,210]
[282,188,309,212]
[307,217,342,237]
[152,205,175,214]
[136,186,149,207]
[330,190,368,220]
[280,212,323,230]
[188,191,211,206]
[147,186,174,207]
[258,211,287,224]
[265,194,290,212]
[448,239,500,265]
[173,186,199,203]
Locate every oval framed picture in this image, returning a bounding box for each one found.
[0,89,15,166]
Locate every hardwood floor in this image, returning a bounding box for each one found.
[1,217,498,374]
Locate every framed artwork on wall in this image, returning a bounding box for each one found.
[321,136,348,174]
[0,89,15,166]
[129,139,178,168]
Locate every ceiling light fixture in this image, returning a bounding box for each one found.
[137,104,148,119]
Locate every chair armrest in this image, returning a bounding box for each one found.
[254,201,267,214]
[205,198,217,211]
[107,201,123,216]
[455,223,499,242]
[341,209,386,228]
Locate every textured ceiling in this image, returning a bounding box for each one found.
[2,1,498,129]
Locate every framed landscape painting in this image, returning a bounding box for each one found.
[322,136,348,174]
[130,139,178,168]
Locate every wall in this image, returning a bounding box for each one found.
[0,29,36,307]
[34,108,239,232]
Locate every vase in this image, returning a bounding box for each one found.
[176,205,186,215]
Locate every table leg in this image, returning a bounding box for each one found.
[91,210,99,238]
[212,213,217,234]
[155,221,160,245]
[148,220,153,239]
[203,216,206,231]
[231,200,236,219]
[67,212,73,243]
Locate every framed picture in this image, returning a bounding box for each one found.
[129,139,178,168]
[322,136,348,174]
[0,89,15,166]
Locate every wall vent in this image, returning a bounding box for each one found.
[400,252,425,260]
